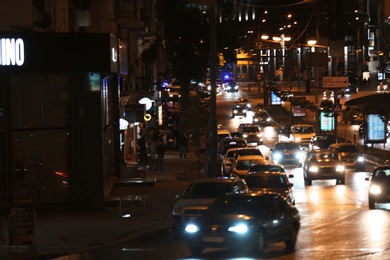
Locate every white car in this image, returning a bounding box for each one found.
[290,124,316,147]
[231,155,268,178]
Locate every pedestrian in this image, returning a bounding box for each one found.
[167,129,175,151]
[155,136,165,170]
[178,133,188,158]
[137,131,149,165]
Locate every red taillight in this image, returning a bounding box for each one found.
[55,171,68,178]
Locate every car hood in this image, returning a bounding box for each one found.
[174,198,216,209]
[249,187,290,195]
[199,214,258,226]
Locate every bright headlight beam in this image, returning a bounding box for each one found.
[228,224,248,233]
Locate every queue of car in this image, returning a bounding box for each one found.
[174,91,389,256]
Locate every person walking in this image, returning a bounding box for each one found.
[179,133,188,159]
[155,136,165,170]
[137,131,148,165]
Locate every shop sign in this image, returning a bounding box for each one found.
[0,38,25,66]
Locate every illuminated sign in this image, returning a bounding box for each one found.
[0,38,24,66]
[319,111,335,132]
[366,114,386,143]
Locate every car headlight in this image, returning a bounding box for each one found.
[257,133,262,137]
[233,110,238,114]
[273,153,282,160]
[254,118,259,122]
[243,134,248,138]
[185,224,199,233]
[243,109,247,113]
[266,118,271,122]
[369,184,382,195]
[296,152,304,159]
[234,85,238,89]
[336,165,345,172]
[247,104,251,108]
[228,223,248,233]
[357,156,364,163]
[312,145,320,150]
[295,137,301,142]
[308,166,319,172]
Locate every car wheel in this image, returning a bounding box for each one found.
[188,244,203,255]
[368,197,376,209]
[284,225,298,248]
[338,176,345,185]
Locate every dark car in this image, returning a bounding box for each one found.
[365,166,390,209]
[235,98,251,109]
[303,151,346,185]
[327,143,365,171]
[309,133,337,151]
[183,192,300,255]
[245,171,295,205]
[248,164,286,174]
[252,110,272,126]
[172,177,249,235]
[342,83,358,96]
[217,137,247,156]
[238,124,263,145]
[225,81,239,92]
[270,141,305,167]
[232,104,248,118]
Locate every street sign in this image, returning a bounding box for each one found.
[333,104,342,112]
[323,76,349,88]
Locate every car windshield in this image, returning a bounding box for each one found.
[294,126,314,133]
[182,183,232,199]
[274,143,300,151]
[236,160,264,170]
[246,175,287,188]
[373,169,390,177]
[309,153,340,162]
[256,112,268,117]
[235,149,262,157]
[208,196,273,216]
[243,127,260,133]
[334,145,359,153]
[249,165,284,172]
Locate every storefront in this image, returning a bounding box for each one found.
[0,32,127,210]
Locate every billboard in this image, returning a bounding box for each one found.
[366,114,386,143]
[319,111,335,132]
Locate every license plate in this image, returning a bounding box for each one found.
[321,173,333,176]
[203,236,224,243]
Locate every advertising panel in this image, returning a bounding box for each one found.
[319,111,335,132]
[270,91,281,105]
[366,114,386,143]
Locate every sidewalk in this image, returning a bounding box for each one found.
[1,150,204,260]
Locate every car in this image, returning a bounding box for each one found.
[342,106,364,125]
[252,109,272,126]
[303,151,346,185]
[365,166,390,209]
[235,98,251,109]
[278,127,292,142]
[167,85,181,100]
[270,141,305,167]
[183,192,300,255]
[231,155,268,178]
[309,133,337,151]
[217,137,247,157]
[224,80,239,92]
[327,143,365,171]
[231,147,265,164]
[172,177,249,236]
[231,103,248,118]
[238,124,263,145]
[245,171,295,205]
[290,124,316,147]
[342,83,358,95]
[217,128,231,142]
[221,148,239,176]
[377,81,388,92]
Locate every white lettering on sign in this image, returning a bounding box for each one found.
[0,38,25,66]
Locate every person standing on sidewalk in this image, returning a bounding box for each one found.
[179,133,188,158]
[155,136,165,170]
